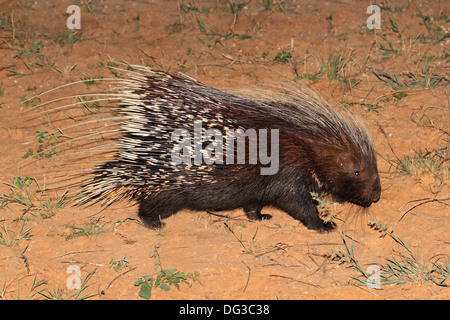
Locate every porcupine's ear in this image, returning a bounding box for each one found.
[336,152,350,167]
[336,152,354,168]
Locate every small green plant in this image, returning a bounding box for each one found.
[378,40,398,59]
[229,1,244,15]
[38,193,69,219]
[223,220,254,254]
[13,38,44,58]
[0,12,13,31]
[63,217,140,240]
[415,9,449,44]
[109,257,131,272]
[296,53,360,86]
[20,94,41,108]
[134,275,153,299]
[324,247,348,264]
[392,92,407,101]
[107,61,122,78]
[310,191,341,224]
[369,220,449,286]
[295,72,322,83]
[81,74,102,88]
[22,130,59,160]
[260,0,288,12]
[135,243,199,299]
[340,230,369,281]
[1,176,33,211]
[78,95,101,112]
[0,219,32,247]
[54,30,94,49]
[372,67,448,90]
[179,1,204,14]
[261,0,275,10]
[371,68,409,90]
[392,148,447,179]
[273,49,292,64]
[0,176,69,219]
[410,109,433,127]
[364,103,381,114]
[418,53,449,63]
[320,54,359,86]
[405,67,449,89]
[63,218,114,240]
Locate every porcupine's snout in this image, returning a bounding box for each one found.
[360,175,381,207]
[371,176,381,203]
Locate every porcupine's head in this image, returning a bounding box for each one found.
[275,88,382,208]
[313,143,381,208]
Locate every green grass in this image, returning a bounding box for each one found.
[273,49,292,64]
[372,67,448,90]
[135,243,200,299]
[371,68,409,90]
[1,274,47,300]
[405,66,449,89]
[0,219,31,247]
[63,218,115,240]
[418,53,450,63]
[391,148,448,179]
[378,40,398,60]
[13,38,43,59]
[296,53,361,86]
[62,217,141,240]
[0,176,69,219]
[260,0,289,12]
[416,9,450,44]
[337,223,450,288]
[37,268,98,300]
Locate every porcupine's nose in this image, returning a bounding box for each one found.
[371,178,381,203]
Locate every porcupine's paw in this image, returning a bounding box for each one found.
[244,204,272,221]
[318,220,336,233]
[299,210,336,233]
[140,216,166,229]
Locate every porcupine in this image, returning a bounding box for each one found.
[29,65,381,232]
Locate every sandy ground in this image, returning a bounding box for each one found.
[0,0,449,300]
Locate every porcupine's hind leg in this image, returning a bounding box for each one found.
[243,203,272,220]
[137,192,183,229]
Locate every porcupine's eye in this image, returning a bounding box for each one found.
[354,171,359,176]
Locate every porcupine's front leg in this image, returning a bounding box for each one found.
[275,193,335,232]
[243,203,272,220]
